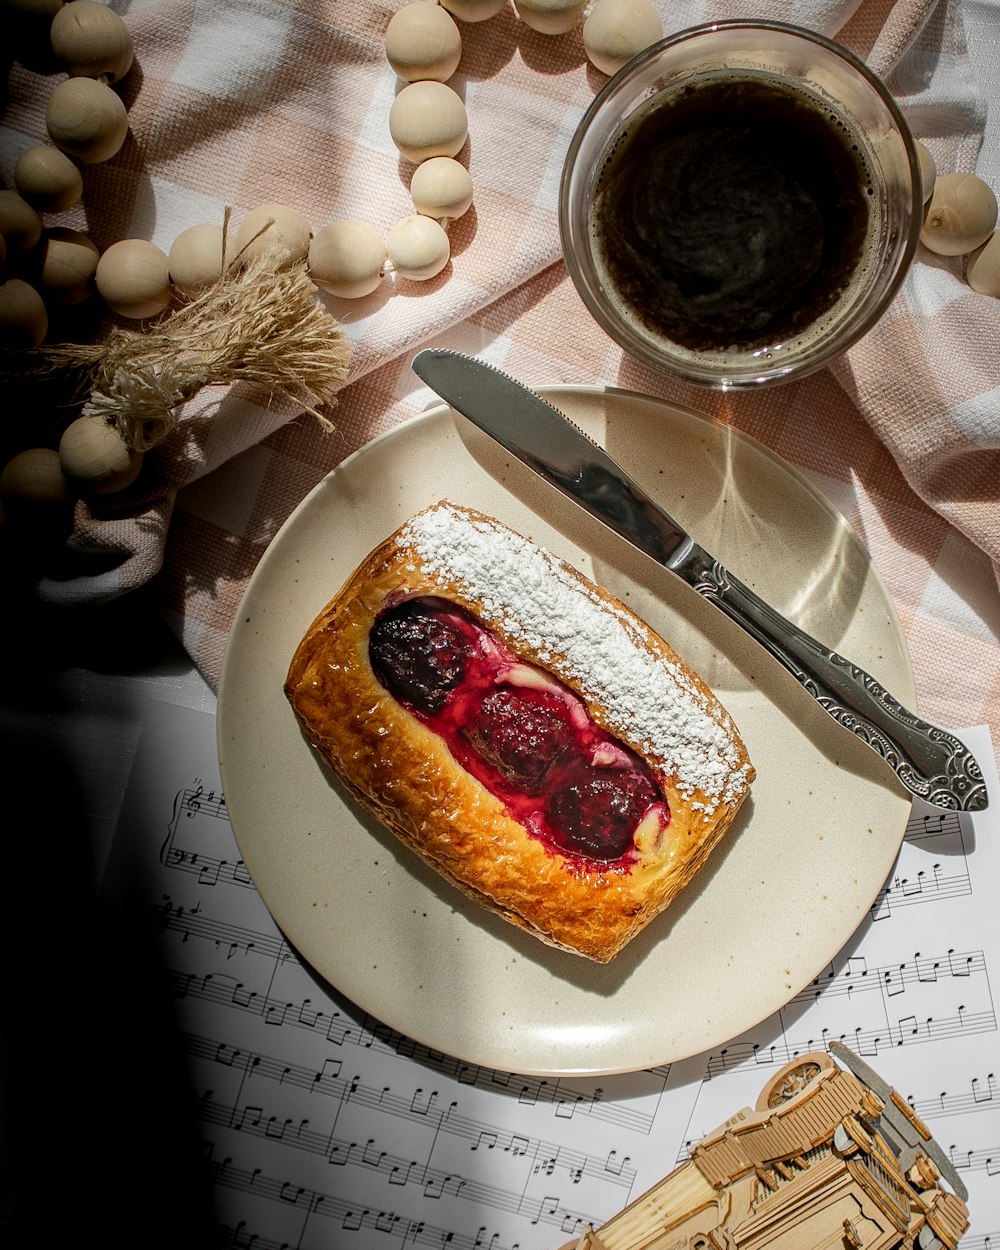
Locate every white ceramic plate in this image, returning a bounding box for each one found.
[217,387,914,1077]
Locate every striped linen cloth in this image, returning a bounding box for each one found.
[1,0,997,751]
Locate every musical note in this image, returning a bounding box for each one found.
[895,1015,929,1043]
[154,896,293,963]
[229,1219,258,1249]
[785,947,989,1012]
[947,1143,1000,1176]
[949,950,975,977]
[389,1161,419,1187]
[411,1087,439,1115]
[908,810,965,845]
[235,1105,263,1132]
[363,1139,388,1169]
[530,1196,562,1225]
[871,891,892,922]
[555,1094,584,1119]
[870,860,973,920]
[185,1027,637,1209]
[604,1151,629,1177]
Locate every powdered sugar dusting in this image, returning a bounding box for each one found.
[402,504,751,811]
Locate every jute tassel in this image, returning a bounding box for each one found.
[3,235,352,451]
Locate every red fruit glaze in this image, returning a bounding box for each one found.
[368,597,669,867]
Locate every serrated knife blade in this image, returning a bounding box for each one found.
[411,347,988,814]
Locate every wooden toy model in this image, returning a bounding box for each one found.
[562,1043,969,1250]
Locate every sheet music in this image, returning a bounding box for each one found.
[105,700,1000,1249]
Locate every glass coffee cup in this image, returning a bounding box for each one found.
[559,21,923,388]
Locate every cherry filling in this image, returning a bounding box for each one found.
[463,687,575,795]
[368,596,669,866]
[368,598,468,715]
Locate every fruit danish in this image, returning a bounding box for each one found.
[284,501,754,963]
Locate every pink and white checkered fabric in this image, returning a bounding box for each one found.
[2,0,998,747]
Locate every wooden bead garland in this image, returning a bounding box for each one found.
[0,0,666,369]
[912,142,1000,296]
[1,0,133,360]
[0,1,352,518]
[4,0,1000,528]
[324,0,664,296]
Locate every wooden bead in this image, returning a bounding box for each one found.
[387,215,450,280]
[50,0,134,82]
[513,0,586,35]
[0,189,43,252]
[235,203,312,268]
[389,80,468,163]
[438,0,506,19]
[0,448,70,513]
[59,414,143,493]
[583,0,662,75]
[168,223,227,297]
[0,277,48,347]
[46,77,129,163]
[967,232,1000,297]
[410,156,473,220]
[308,221,386,299]
[95,239,172,319]
[385,2,462,83]
[921,172,998,256]
[14,145,84,214]
[39,227,100,304]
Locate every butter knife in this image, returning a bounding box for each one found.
[411,348,988,813]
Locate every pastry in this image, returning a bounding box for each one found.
[284,501,754,963]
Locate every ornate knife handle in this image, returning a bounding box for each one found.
[680,548,988,812]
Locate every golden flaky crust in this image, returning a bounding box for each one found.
[284,502,754,963]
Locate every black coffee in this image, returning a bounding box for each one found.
[591,74,874,355]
